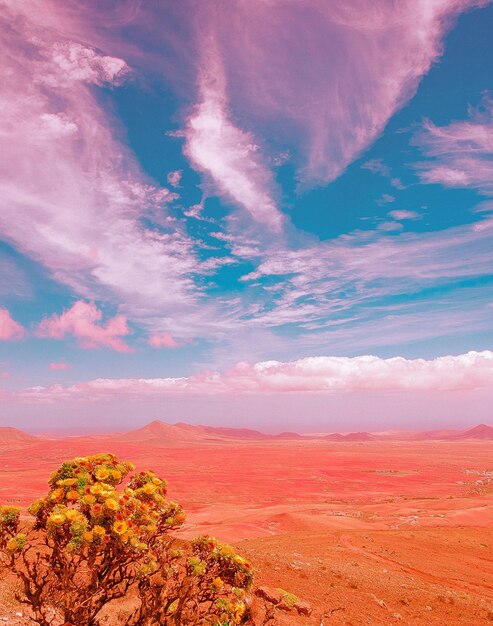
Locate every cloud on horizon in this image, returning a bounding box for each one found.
[7,350,493,403]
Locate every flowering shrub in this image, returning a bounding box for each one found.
[0,453,253,626]
[132,534,253,625]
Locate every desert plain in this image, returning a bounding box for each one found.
[0,421,492,625]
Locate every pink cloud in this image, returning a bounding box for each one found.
[148,332,182,349]
[362,159,391,177]
[415,98,493,195]
[0,371,10,380]
[9,350,493,403]
[238,216,493,335]
[377,194,396,205]
[184,46,283,231]
[50,41,129,86]
[49,362,71,371]
[43,2,490,190]
[377,221,403,232]
[189,0,490,185]
[0,307,24,340]
[388,210,419,221]
[36,301,132,352]
[167,170,182,188]
[0,2,209,339]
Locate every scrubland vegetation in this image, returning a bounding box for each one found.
[0,453,254,625]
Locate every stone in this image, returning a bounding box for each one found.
[295,600,313,616]
[255,586,283,605]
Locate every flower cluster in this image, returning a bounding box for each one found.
[0,505,20,534]
[26,453,185,561]
[190,535,254,588]
[186,535,253,624]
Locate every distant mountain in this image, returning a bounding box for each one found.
[116,421,493,444]
[202,425,269,440]
[0,426,40,446]
[2,421,492,445]
[447,424,493,440]
[116,420,208,443]
[323,425,493,442]
[114,420,270,444]
[274,431,303,440]
[325,431,375,442]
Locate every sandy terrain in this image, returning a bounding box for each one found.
[0,426,492,624]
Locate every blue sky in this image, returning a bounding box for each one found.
[1,0,493,431]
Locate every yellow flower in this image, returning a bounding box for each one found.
[50,488,65,502]
[113,520,127,535]
[66,490,79,501]
[83,531,93,543]
[151,477,162,486]
[6,538,17,552]
[71,520,87,535]
[90,483,103,495]
[27,499,44,516]
[60,478,78,487]
[95,467,110,481]
[83,494,96,505]
[110,469,122,481]
[143,483,157,495]
[193,562,206,575]
[212,577,224,591]
[93,525,106,537]
[234,601,246,621]
[65,509,79,521]
[105,498,119,511]
[49,513,66,526]
[220,545,234,558]
[233,554,246,565]
[138,563,151,576]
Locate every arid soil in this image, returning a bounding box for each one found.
[0,432,492,624]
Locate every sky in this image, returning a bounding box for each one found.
[1,0,493,433]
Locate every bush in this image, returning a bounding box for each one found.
[0,453,253,625]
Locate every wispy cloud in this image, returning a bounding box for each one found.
[190,0,491,185]
[184,44,283,231]
[234,216,493,349]
[415,96,493,195]
[1,0,493,365]
[362,158,391,177]
[0,2,208,338]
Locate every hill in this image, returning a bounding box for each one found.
[0,426,40,447]
[325,431,375,441]
[113,420,270,444]
[447,424,493,440]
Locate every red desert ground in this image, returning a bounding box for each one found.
[0,421,492,624]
